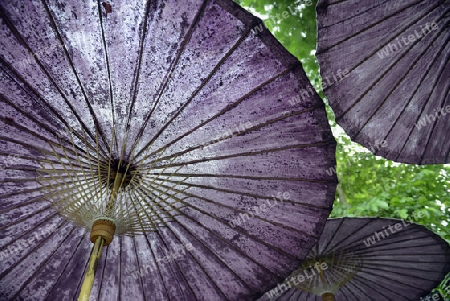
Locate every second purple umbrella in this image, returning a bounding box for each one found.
[316,0,449,164]
[0,0,336,300]
[258,217,450,301]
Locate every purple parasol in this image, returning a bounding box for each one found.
[258,217,450,301]
[0,0,336,300]
[316,0,450,164]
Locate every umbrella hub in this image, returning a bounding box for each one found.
[90,219,116,245]
[104,158,139,190]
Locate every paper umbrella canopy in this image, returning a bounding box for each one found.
[0,0,337,300]
[316,0,450,164]
[258,217,450,301]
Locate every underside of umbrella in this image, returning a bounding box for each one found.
[316,0,450,164]
[258,217,450,301]
[0,0,337,300]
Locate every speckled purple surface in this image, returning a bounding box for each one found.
[258,217,450,301]
[316,0,450,164]
[0,0,336,300]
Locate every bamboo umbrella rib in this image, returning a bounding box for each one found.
[139,106,331,168]
[144,178,319,240]
[0,215,66,278]
[0,5,110,156]
[152,176,332,210]
[125,1,210,162]
[348,273,410,300]
[353,22,450,140]
[133,66,297,166]
[318,0,440,55]
[145,180,303,261]
[140,184,292,276]
[148,141,334,171]
[43,228,89,300]
[0,60,109,158]
[0,95,98,160]
[144,172,336,184]
[416,54,450,161]
[319,0,393,29]
[96,1,117,155]
[358,264,448,284]
[132,187,257,296]
[8,222,77,300]
[40,0,112,153]
[320,219,375,254]
[151,219,252,300]
[134,231,197,300]
[0,134,95,169]
[132,16,257,161]
[0,204,53,232]
[336,8,449,123]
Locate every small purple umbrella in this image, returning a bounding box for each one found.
[316,0,450,164]
[258,217,450,301]
[0,0,336,300]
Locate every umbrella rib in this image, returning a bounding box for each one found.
[0,216,65,279]
[0,204,53,232]
[43,228,89,301]
[140,103,328,167]
[95,244,109,301]
[362,261,450,273]
[416,51,450,162]
[148,140,335,171]
[130,238,148,301]
[144,178,320,240]
[332,4,447,121]
[0,57,109,159]
[339,276,376,301]
[39,0,111,153]
[138,182,289,278]
[140,231,196,301]
[0,94,101,161]
[95,0,118,155]
[317,0,435,54]
[144,180,304,260]
[334,225,424,251]
[318,0,394,29]
[0,132,95,169]
[150,220,252,299]
[333,223,425,252]
[351,271,419,300]
[151,176,331,210]
[0,134,100,172]
[137,223,199,300]
[9,222,76,300]
[376,27,450,160]
[144,172,336,184]
[0,4,109,157]
[133,66,296,166]
[132,11,257,161]
[123,0,209,162]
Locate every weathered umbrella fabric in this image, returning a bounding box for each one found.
[258,217,450,301]
[0,0,337,300]
[316,0,450,164]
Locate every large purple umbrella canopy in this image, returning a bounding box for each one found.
[0,0,337,300]
[316,0,450,164]
[258,218,450,301]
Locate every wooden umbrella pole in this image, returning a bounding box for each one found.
[78,236,105,301]
[77,172,121,301]
[322,292,335,301]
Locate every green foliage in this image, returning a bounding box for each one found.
[237,0,321,88]
[237,0,450,297]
